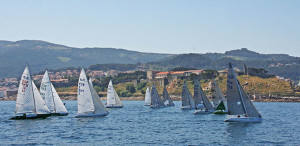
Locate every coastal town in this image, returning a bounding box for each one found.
[1,63,299,102]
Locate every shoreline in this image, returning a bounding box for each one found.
[1,96,300,102]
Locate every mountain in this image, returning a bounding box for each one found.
[0,40,299,81]
[148,48,300,81]
[0,40,170,78]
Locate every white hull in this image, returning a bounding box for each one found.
[181,106,193,110]
[75,113,109,118]
[194,110,214,114]
[225,117,262,122]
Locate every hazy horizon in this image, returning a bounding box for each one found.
[0,0,299,56]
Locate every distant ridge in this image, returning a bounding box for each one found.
[0,40,170,78]
[0,40,299,81]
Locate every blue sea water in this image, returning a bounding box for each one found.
[0,100,299,145]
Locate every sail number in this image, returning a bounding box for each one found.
[78,82,85,95]
[227,80,233,89]
[21,80,28,92]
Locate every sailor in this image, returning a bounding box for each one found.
[237,115,240,118]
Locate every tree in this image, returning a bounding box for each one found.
[126,83,136,94]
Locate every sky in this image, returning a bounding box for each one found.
[0,0,299,56]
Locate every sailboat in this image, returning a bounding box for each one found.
[150,83,165,108]
[144,87,151,106]
[40,70,68,116]
[162,86,175,106]
[211,78,228,114]
[225,63,262,122]
[181,81,195,110]
[10,66,51,120]
[106,80,123,108]
[193,79,215,114]
[75,69,109,117]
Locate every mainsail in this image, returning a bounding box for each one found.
[150,83,165,107]
[194,79,203,107]
[106,80,123,106]
[227,63,261,117]
[15,66,35,114]
[144,87,151,105]
[162,86,174,106]
[182,81,191,107]
[211,78,227,110]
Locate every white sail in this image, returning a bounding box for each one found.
[89,78,93,88]
[40,70,55,113]
[77,69,95,115]
[15,66,35,114]
[51,83,68,114]
[227,63,261,118]
[106,80,123,106]
[144,87,151,105]
[211,78,228,110]
[32,81,50,114]
[89,82,108,114]
[114,89,123,106]
[107,80,116,105]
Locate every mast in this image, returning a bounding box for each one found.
[28,66,37,114]
[48,70,56,113]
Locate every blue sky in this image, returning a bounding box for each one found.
[0,0,299,56]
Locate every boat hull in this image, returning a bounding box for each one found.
[150,105,164,108]
[106,105,123,108]
[75,113,109,118]
[51,113,68,116]
[181,106,194,110]
[10,114,51,120]
[225,117,263,123]
[214,110,228,115]
[194,110,214,114]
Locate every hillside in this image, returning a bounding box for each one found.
[148,48,300,81]
[1,40,299,81]
[0,40,169,78]
[55,75,295,99]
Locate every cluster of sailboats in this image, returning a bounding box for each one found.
[11,63,262,122]
[145,63,262,122]
[11,67,123,119]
